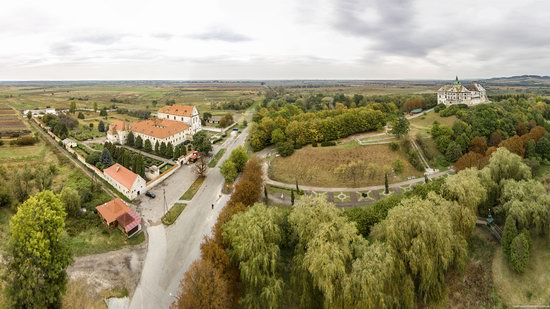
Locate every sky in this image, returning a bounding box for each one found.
[1,0,549,80]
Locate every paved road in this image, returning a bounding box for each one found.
[129,129,249,309]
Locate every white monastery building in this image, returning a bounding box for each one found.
[107,118,191,146]
[157,105,202,134]
[437,77,489,106]
[103,163,146,200]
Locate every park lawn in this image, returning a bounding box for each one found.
[208,148,226,167]
[162,203,187,225]
[492,237,550,306]
[66,222,145,256]
[409,111,458,135]
[270,142,423,188]
[180,176,205,201]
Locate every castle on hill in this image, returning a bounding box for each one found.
[437,76,489,106]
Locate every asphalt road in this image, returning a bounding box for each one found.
[129,128,248,309]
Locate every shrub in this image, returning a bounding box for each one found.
[388,142,399,151]
[10,136,38,146]
[320,141,336,147]
[509,232,531,273]
[434,104,446,113]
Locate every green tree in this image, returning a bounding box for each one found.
[224,204,285,308]
[69,101,76,114]
[154,141,160,154]
[445,141,463,162]
[159,142,167,156]
[391,115,410,138]
[77,112,85,119]
[372,193,467,304]
[276,141,294,157]
[271,128,285,145]
[6,191,72,308]
[228,146,249,173]
[135,136,143,149]
[441,168,487,212]
[384,172,389,194]
[98,120,106,132]
[220,160,238,183]
[192,131,212,154]
[93,102,98,112]
[126,131,135,146]
[99,108,108,117]
[144,139,152,152]
[392,159,404,175]
[165,142,174,158]
[100,148,113,168]
[510,232,531,273]
[502,216,518,258]
[60,187,80,217]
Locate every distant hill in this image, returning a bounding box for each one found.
[482,75,550,86]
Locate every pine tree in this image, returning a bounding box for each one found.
[126,132,135,146]
[291,189,295,205]
[155,141,160,154]
[101,148,113,168]
[384,172,389,194]
[166,142,174,158]
[135,136,143,149]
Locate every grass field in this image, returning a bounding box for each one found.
[492,237,550,306]
[162,203,187,225]
[180,176,205,200]
[409,111,458,135]
[270,142,423,188]
[66,223,145,257]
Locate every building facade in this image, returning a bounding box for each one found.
[157,105,202,134]
[107,118,191,147]
[103,163,146,200]
[437,77,489,106]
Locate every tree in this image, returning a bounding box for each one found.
[202,112,212,124]
[392,159,404,175]
[445,141,463,162]
[223,204,284,308]
[77,112,85,119]
[93,102,98,112]
[195,156,208,177]
[173,260,230,309]
[69,101,76,113]
[509,232,530,273]
[135,136,143,149]
[98,120,106,132]
[6,191,72,308]
[220,160,238,183]
[60,187,80,217]
[126,132,135,146]
[26,111,32,119]
[372,194,467,304]
[35,165,54,191]
[271,128,285,145]
[0,186,13,208]
[502,216,518,258]
[99,107,108,117]
[144,139,152,152]
[441,168,487,212]
[277,141,294,157]
[470,136,488,154]
[335,160,367,187]
[384,172,389,194]
[290,189,295,205]
[454,151,486,171]
[154,141,160,154]
[391,115,410,138]
[219,113,234,128]
[159,142,167,156]
[100,148,113,168]
[192,131,212,154]
[228,146,249,173]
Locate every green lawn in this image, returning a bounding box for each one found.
[0,142,48,163]
[180,176,205,201]
[162,203,187,225]
[208,148,226,167]
[409,111,458,135]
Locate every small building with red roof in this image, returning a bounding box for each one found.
[96,198,142,237]
[103,163,146,200]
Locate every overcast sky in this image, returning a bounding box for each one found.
[1,0,549,80]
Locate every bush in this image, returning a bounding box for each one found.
[388,142,399,151]
[510,232,531,273]
[277,141,295,157]
[320,141,336,147]
[434,104,446,113]
[0,139,3,146]
[10,135,38,146]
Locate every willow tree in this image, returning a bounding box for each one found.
[441,168,487,213]
[288,195,364,308]
[6,191,72,308]
[372,193,467,304]
[343,242,414,309]
[223,203,285,309]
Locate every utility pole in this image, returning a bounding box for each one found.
[163,189,167,215]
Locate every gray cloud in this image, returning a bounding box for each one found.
[188,29,252,42]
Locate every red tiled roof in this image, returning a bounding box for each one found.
[116,209,141,233]
[109,120,127,133]
[96,198,131,225]
[104,163,138,190]
[130,119,189,139]
[158,105,195,117]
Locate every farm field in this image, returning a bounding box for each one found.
[0,105,30,137]
[269,141,423,188]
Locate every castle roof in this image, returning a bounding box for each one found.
[158,105,195,117]
[130,118,189,139]
[104,163,139,190]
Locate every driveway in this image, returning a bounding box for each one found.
[129,128,249,309]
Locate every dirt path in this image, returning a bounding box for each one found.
[67,243,147,301]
